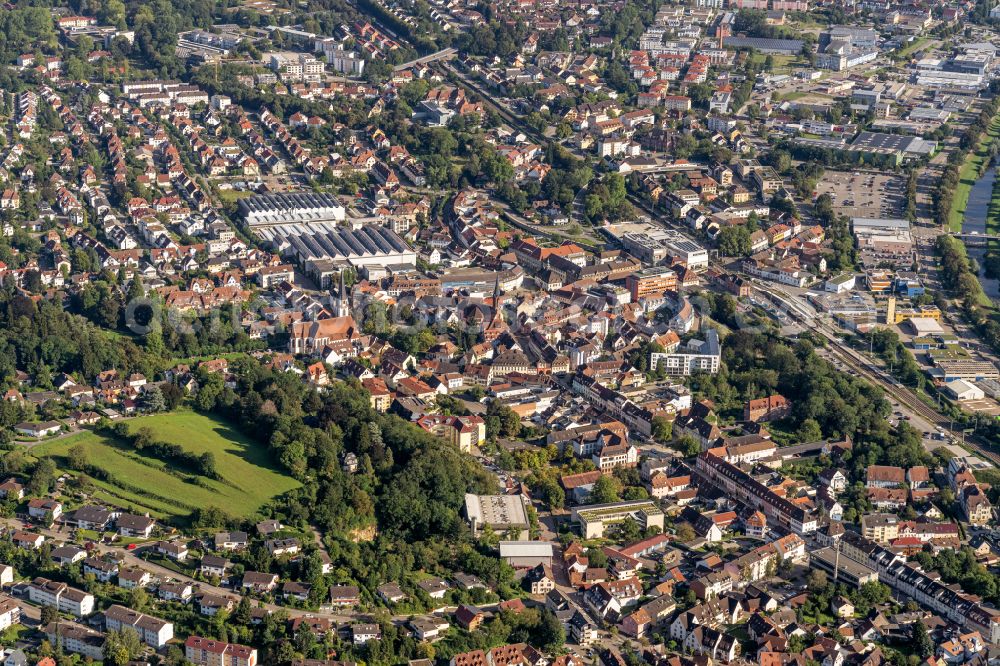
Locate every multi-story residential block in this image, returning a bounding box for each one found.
[104,605,174,648]
[0,594,20,630]
[44,622,104,660]
[185,636,258,666]
[695,452,817,535]
[29,578,94,617]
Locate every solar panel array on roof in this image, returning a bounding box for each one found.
[238,192,346,226]
[239,191,340,213]
[723,36,804,54]
[256,223,416,268]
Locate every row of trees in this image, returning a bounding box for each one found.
[933,89,1000,228]
[101,422,219,478]
[936,235,1000,354]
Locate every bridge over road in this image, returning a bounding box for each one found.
[394,47,457,71]
[950,232,1000,247]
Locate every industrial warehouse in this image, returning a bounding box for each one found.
[238,191,346,226]
[256,223,416,285]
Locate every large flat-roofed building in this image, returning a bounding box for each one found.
[852,218,914,267]
[916,70,985,92]
[932,359,1000,382]
[440,267,524,294]
[849,132,937,162]
[810,546,879,588]
[499,541,555,568]
[661,231,709,271]
[824,26,877,49]
[239,192,345,226]
[572,500,665,538]
[258,223,415,270]
[722,36,804,54]
[626,266,678,300]
[465,494,531,540]
[605,223,706,270]
[817,27,878,71]
[620,232,671,264]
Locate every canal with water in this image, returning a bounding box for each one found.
[962,165,1000,299]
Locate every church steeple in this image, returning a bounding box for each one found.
[336,268,350,318]
[486,273,504,335]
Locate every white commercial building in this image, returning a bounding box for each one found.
[498,541,555,568]
[267,51,324,82]
[315,39,365,76]
[944,379,985,402]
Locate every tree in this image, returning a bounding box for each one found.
[40,604,58,625]
[673,436,701,457]
[651,416,672,442]
[127,587,150,612]
[104,628,143,666]
[537,609,565,652]
[143,386,165,412]
[132,426,154,449]
[807,568,828,592]
[29,458,56,495]
[587,547,608,569]
[199,451,218,478]
[160,382,184,410]
[67,444,88,471]
[675,523,696,542]
[126,276,145,303]
[913,620,933,658]
[796,418,823,443]
[717,225,752,257]
[589,475,620,504]
[486,400,521,439]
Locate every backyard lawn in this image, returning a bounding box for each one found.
[32,411,299,522]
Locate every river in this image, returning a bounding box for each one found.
[962,165,1000,299]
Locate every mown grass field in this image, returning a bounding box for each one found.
[33,411,299,521]
[895,37,933,59]
[948,111,1000,232]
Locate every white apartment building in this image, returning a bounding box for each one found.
[650,330,722,376]
[0,594,20,630]
[29,578,94,617]
[104,604,174,648]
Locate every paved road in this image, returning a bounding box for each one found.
[394,47,456,71]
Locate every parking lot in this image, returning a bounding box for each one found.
[814,170,906,219]
[958,398,1000,417]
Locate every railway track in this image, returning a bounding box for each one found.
[821,338,1000,463]
[751,282,1000,466]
